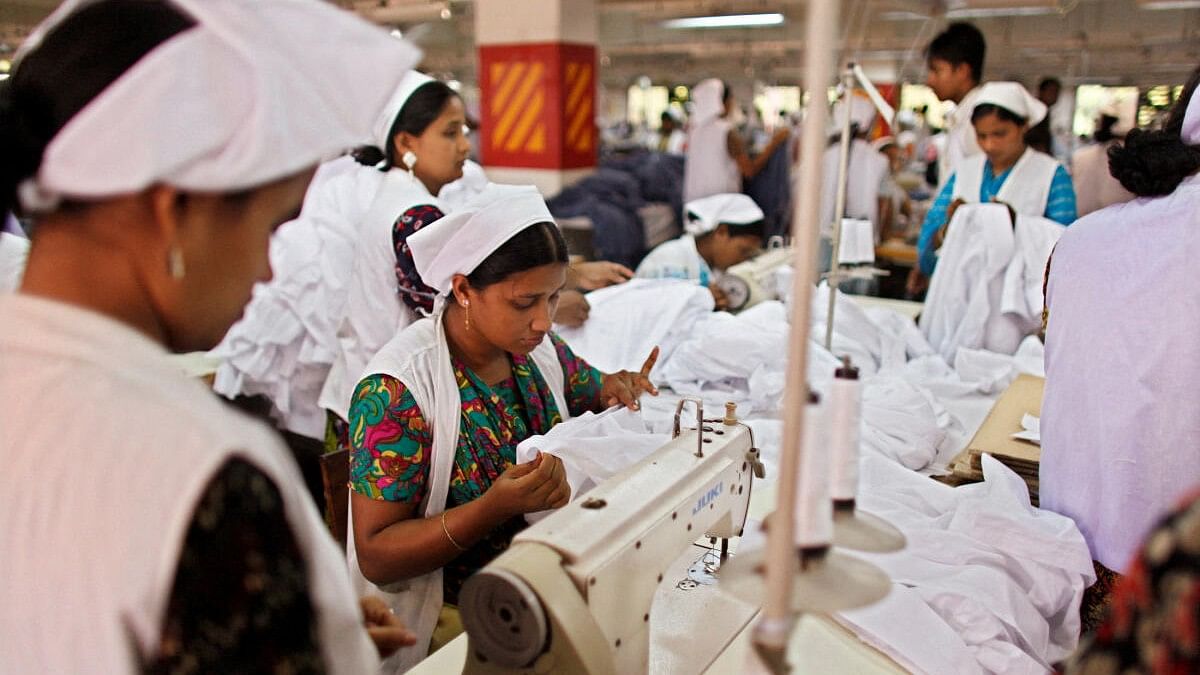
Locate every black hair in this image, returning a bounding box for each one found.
[971,103,1028,128]
[1108,65,1200,197]
[0,0,196,216]
[1094,114,1121,143]
[1038,78,1062,92]
[926,22,986,84]
[353,80,460,171]
[721,81,732,103]
[466,221,569,290]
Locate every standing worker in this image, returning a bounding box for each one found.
[924,23,987,188]
[683,78,790,202]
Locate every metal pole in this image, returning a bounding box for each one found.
[751,0,838,669]
[824,66,856,351]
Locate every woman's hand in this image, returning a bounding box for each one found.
[484,452,572,519]
[601,347,660,411]
[568,261,634,291]
[553,290,590,327]
[360,596,417,658]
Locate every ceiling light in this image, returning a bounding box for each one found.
[945,6,1059,17]
[1136,0,1200,8]
[662,13,785,30]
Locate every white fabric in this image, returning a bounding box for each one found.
[371,71,435,149]
[22,0,420,206]
[836,218,876,265]
[683,79,739,202]
[212,156,383,437]
[938,87,983,190]
[1071,142,1134,217]
[0,231,30,292]
[0,294,377,674]
[819,139,889,235]
[213,158,489,435]
[684,193,764,235]
[516,407,668,523]
[554,279,714,375]
[838,453,1095,674]
[952,148,1061,218]
[319,169,439,420]
[920,204,1064,363]
[348,314,569,672]
[972,82,1048,127]
[408,184,553,294]
[1181,85,1199,144]
[1041,173,1200,572]
[437,159,489,210]
[635,234,713,284]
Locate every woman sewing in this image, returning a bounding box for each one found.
[907,81,1077,295]
[0,0,420,670]
[348,185,657,671]
[636,192,765,309]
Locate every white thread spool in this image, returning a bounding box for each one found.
[829,357,862,503]
[794,391,833,548]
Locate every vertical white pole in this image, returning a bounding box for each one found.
[824,67,856,350]
[751,0,839,668]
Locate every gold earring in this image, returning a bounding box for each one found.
[464,301,470,330]
[168,246,186,280]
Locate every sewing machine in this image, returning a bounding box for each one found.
[458,400,765,675]
[717,242,793,312]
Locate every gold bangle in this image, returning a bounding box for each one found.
[441,511,467,552]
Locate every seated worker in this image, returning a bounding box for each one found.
[347,184,658,671]
[907,81,1077,295]
[1041,64,1200,632]
[636,193,765,310]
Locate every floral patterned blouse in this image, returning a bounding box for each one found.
[349,333,603,603]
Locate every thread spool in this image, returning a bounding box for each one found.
[829,356,862,505]
[794,391,832,548]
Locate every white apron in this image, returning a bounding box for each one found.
[952,147,1060,218]
[1041,174,1200,572]
[320,169,442,421]
[0,294,377,674]
[346,310,569,673]
[683,117,740,203]
[634,234,713,286]
[819,138,889,236]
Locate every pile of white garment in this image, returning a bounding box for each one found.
[554,278,714,376]
[920,204,1064,364]
[515,406,669,523]
[212,159,489,439]
[837,453,1094,675]
[211,156,382,438]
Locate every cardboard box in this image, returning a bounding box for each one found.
[947,374,1044,503]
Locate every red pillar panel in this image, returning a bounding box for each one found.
[479,42,597,170]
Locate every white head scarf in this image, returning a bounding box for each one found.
[1182,87,1200,145]
[691,78,726,126]
[684,193,764,235]
[371,70,436,150]
[972,81,1048,127]
[17,0,420,211]
[832,96,877,134]
[409,184,555,295]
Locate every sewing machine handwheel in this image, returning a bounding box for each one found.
[832,508,906,553]
[460,567,549,668]
[717,275,750,311]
